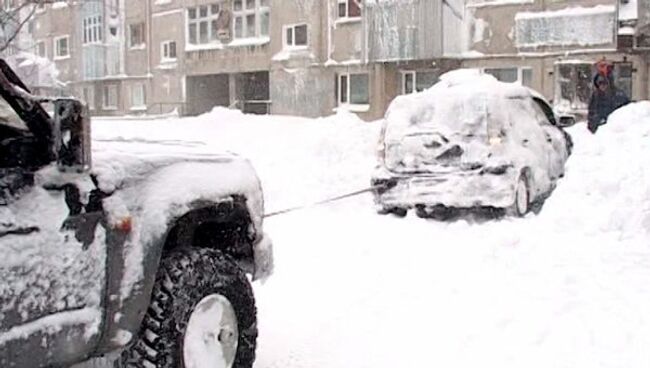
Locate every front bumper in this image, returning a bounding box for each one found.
[372,169,517,209]
[253,232,274,281]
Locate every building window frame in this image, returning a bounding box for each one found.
[400,70,439,94]
[35,40,46,57]
[401,71,416,94]
[337,72,369,109]
[337,0,361,20]
[130,83,146,110]
[53,35,70,60]
[282,23,308,50]
[483,66,533,87]
[103,84,118,110]
[233,0,270,40]
[83,15,103,44]
[161,40,177,62]
[186,3,221,46]
[128,22,146,49]
[82,86,95,110]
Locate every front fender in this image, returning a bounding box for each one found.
[94,160,269,355]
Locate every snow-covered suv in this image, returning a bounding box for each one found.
[372,69,573,218]
[0,60,273,368]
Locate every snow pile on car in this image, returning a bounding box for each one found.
[541,101,650,238]
[383,69,531,142]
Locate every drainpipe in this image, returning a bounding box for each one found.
[145,0,151,77]
[327,0,332,62]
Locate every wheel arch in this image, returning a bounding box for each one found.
[95,195,258,357]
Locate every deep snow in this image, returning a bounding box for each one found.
[87,102,650,368]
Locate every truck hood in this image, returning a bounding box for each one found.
[90,151,246,193]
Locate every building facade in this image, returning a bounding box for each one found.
[462,0,649,118]
[1,0,649,121]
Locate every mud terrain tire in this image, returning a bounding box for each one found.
[117,247,257,368]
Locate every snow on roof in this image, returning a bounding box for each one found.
[619,26,636,35]
[515,5,615,20]
[466,0,534,8]
[554,59,593,65]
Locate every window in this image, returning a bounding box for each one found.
[484,67,533,87]
[338,0,361,19]
[103,84,118,110]
[35,41,46,57]
[131,83,146,109]
[401,71,439,94]
[82,86,94,110]
[83,15,103,44]
[612,62,633,98]
[161,40,177,61]
[402,71,415,94]
[129,23,145,48]
[54,36,70,59]
[554,62,592,112]
[338,73,369,105]
[187,3,221,45]
[233,0,270,39]
[283,24,308,49]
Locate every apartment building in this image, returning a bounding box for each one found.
[462,0,649,118]
[3,0,649,121]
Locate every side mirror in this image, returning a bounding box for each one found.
[558,115,576,127]
[53,98,91,173]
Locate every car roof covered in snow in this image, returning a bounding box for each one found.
[382,69,534,139]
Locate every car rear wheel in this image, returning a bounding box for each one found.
[377,206,407,217]
[508,173,530,217]
[116,247,257,368]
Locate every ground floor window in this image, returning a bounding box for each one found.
[337,73,369,105]
[483,67,532,87]
[555,61,633,112]
[82,86,94,110]
[131,83,146,109]
[401,70,439,94]
[103,84,118,110]
[554,62,594,112]
[612,62,633,98]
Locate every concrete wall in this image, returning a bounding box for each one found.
[150,7,186,114]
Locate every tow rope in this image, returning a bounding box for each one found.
[264,184,385,218]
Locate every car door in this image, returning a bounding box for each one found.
[507,97,551,197]
[0,172,107,368]
[531,98,568,181]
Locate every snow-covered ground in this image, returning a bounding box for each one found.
[91,103,650,368]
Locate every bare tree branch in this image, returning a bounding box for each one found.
[0,1,73,53]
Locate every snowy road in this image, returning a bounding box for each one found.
[91,105,650,368]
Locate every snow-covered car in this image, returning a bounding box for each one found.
[371,69,573,218]
[0,60,273,368]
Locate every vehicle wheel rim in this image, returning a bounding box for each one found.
[183,294,238,368]
[515,178,528,215]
